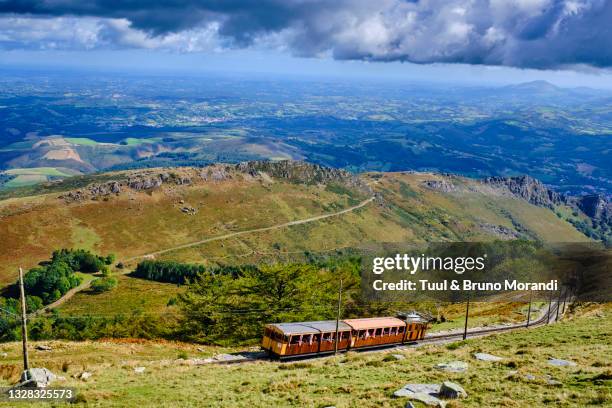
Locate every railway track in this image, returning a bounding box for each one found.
[206,300,566,365]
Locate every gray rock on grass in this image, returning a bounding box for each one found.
[394,384,446,407]
[394,383,440,397]
[548,358,577,367]
[439,381,467,399]
[408,393,446,407]
[473,352,503,362]
[434,361,468,373]
[18,368,57,388]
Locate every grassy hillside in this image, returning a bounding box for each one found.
[0,303,608,407]
[0,164,589,286]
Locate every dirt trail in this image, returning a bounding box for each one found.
[125,196,375,262]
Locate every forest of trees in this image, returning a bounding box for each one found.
[133,260,206,284]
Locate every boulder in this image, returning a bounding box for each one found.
[407,393,446,407]
[19,368,57,388]
[393,383,440,398]
[35,345,52,351]
[134,366,146,374]
[473,352,504,362]
[439,381,467,399]
[0,352,7,358]
[388,354,405,361]
[434,361,468,373]
[76,371,92,381]
[548,358,577,367]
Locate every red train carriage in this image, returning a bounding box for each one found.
[262,316,428,358]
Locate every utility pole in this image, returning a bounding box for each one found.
[546,290,553,325]
[561,286,567,315]
[18,267,30,372]
[555,289,562,321]
[463,294,470,340]
[526,290,533,328]
[334,279,343,354]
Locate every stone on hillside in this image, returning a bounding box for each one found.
[134,366,146,374]
[0,352,7,358]
[19,368,57,388]
[548,358,577,367]
[439,381,467,399]
[76,371,92,381]
[473,352,503,362]
[393,383,440,398]
[389,354,405,361]
[524,374,536,381]
[434,361,468,373]
[36,344,52,351]
[407,393,446,407]
[547,378,562,386]
[405,403,416,408]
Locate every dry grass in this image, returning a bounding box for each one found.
[0,303,608,407]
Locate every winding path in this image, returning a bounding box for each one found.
[125,196,375,262]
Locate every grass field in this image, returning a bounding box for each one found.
[65,138,100,146]
[58,274,183,316]
[4,168,74,177]
[0,303,608,407]
[1,168,75,189]
[120,138,161,146]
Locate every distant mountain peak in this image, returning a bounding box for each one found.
[505,80,560,92]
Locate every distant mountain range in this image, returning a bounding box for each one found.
[0,74,610,196]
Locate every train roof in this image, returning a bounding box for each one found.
[268,320,352,335]
[342,317,406,330]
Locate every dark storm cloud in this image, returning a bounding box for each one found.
[0,0,611,69]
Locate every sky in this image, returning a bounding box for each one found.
[1,0,612,88]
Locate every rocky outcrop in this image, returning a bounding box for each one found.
[574,194,611,224]
[421,179,456,193]
[236,160,372,194]
[200,165,232,182]
[58,160,371,203]
[481,175,611,236]
[478,223,520,240]
[236,160,358,185]
[481,175,561,208]
[59,171,192,202]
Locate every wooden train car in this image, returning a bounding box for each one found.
[262,316,428,358]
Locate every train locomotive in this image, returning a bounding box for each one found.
[262,314,428,358]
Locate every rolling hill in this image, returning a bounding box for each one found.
[0,161,591,287]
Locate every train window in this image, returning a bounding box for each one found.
[312,334,321,343]
[323,333,334,342]
[358,330,365,339]
[382,328,389,336]
[374,328,381,337]
[398,326,405,333]
[290,335,301,345]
